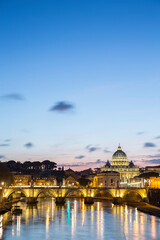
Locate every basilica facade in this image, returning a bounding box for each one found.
[101,144,140,185]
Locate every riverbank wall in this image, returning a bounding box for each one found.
[0,202,12,215]
[148,188,160,207]
[0,199,22,215]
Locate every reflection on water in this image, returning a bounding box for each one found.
[1,199,160,240]
[0,215,3,239]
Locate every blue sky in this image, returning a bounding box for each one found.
[0,0,160,169]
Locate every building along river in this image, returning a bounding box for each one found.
[0,199,160,240]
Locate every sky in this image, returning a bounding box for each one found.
[0,0,160,170]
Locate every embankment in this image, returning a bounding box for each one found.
[127,202,160,218]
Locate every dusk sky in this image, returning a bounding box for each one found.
[0,0,160,170]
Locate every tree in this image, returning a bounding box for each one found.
[78,177,91,187]
[0,162,13,186]
[42,160,57,171]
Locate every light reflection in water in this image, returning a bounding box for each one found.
[129,208,132,223]
[67,200,71,226]
[71,200,77,237]
[96,202,104,239]
[0,215,3,239]
[140,215,144,238]
[12,215,15,237]
[124,205,128,237]
[17,215,21,236]
[133,208,139,239]
[12,228,14,237]
[82,201,85,226]
[46,207,49,239]
[1,200,160,240]
[0,227,2,239]
[97,202,100,239]
[91,204,94,225]
[51,198,54,221]
[100,204,104,238]
[151,215,156,239]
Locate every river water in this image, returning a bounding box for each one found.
[0,199,160,240]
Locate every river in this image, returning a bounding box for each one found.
[0,199,160,240]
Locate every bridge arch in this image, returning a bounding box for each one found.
[36,190,56,199]
[6,189,28,199]
[122,190,143,202]
[94,189,113,199]
[65,188,84,198]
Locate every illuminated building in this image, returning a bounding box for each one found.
[93,171,120,187]
[101,144,139,185]
[63,176,78,187]
[150,177,160,188]
[13,175,32,186]
[12,174,57,186]
[145,166,160,175]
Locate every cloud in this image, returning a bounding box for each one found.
[147,154,160,158]
[133,156,160,165]
[24,142,34,148]
[155,136,160,139]
[1,93,24,101]
[75,155,85,159]
[137,131,145,135]
[58,163,83,167]
[5,139,11,142]
[104,148,111,153]
[49,101,75,112]
[0,144,10,147]
[146,159,160,164]
[58,159,106,168]
[86,145,100,152]
[96,159,106,164]
[0,155,5,159]
[144,142,156,148]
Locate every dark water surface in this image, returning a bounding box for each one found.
[0,199,160,240]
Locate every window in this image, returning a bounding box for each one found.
[111,179,114,184]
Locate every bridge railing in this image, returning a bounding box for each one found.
[0,185,146,189]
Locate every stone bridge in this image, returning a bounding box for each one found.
[1,186,148,204]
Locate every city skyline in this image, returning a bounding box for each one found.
[1,0,160,170]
